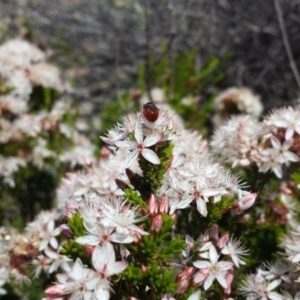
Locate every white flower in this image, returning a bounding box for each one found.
[240,273,283,300]
[39,219,60,251]
[75,225,116,246]
[115,124,162,168]
[44,248,72,274]
[44,258,97,299]
[260,261,294,284]
[221,236,248,267]
[91,243,128,300]
[101,199,148,243]
[259,148,284,178]
[100,123,127,145]
[193,245,233,290]
[266,106,300,140]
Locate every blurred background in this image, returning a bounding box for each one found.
[1,0,300,115]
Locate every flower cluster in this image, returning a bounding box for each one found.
[212,87,263,127]
[0,39,96,188]
[0,38,96,232]
[211,106,300,178]
[4,58,300,300]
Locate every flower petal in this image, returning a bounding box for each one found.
[216,272,228,289]
[76,235,99,246]
[204,274,215,290]
[142,149,160,164]
[124,151,139,169]
[143,133,162,147]
[107,261,128,277]
[193,260,211,269]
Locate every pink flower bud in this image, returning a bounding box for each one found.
[100,147,111,160]
[148,194,158,217]
[141,265,148,273]
[238,192,257,211]
[59,224,73,239]
[151,215,163,234]
[177,267,194,280]
[192,268,209,286]
[45,284,68,297]
[218,234,229,249]
[176,267,194,294]
[224,268,234,295]
[240,213,251,223]
[85,245,94,255]
[210,225,219,242]
[160,196,169,214]
[256,217,265,225]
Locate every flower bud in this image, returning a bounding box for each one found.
[160,196,169,214]
[59,224,73,239]
[100,147,111,160]
[141,265,148,273]
[115,179,129,190]
[224,269,234,295]
[210,225,219,242]
[151,214,163,234]
[45,285,68,297]
[238,192,257,211]
[148,194,158,217]
[85,245,94,255]
[218,234,229,249]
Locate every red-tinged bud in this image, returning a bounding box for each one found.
[45,284,68,297]
[238,192,257,211]
[148,194,158,217]
[115,178,129,190]
[59,224,73,239]
[85,245,94,255]
[100,147,111,160]
[218,234,229,249]
[256,217,265,225]
[125,168,135,180]
[211,225,219,242]
[192,269,209,286]
[141,265,148,273]
[240,213,251,223]
[143,102,160,122]
[224,268,234,295]
[129,298,139,300]
[177,267,194,281]
[151,214,163,234]
[176,277,190,294]
[160,196,169,214]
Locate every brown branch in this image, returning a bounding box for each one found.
[274,0,300,91]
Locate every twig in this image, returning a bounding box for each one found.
[168,0,176,95]
[274,0,300,91]
[142,0,153,102]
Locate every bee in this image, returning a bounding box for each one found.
[142,102,160,122]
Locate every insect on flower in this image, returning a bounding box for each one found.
[143,102,160,122]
